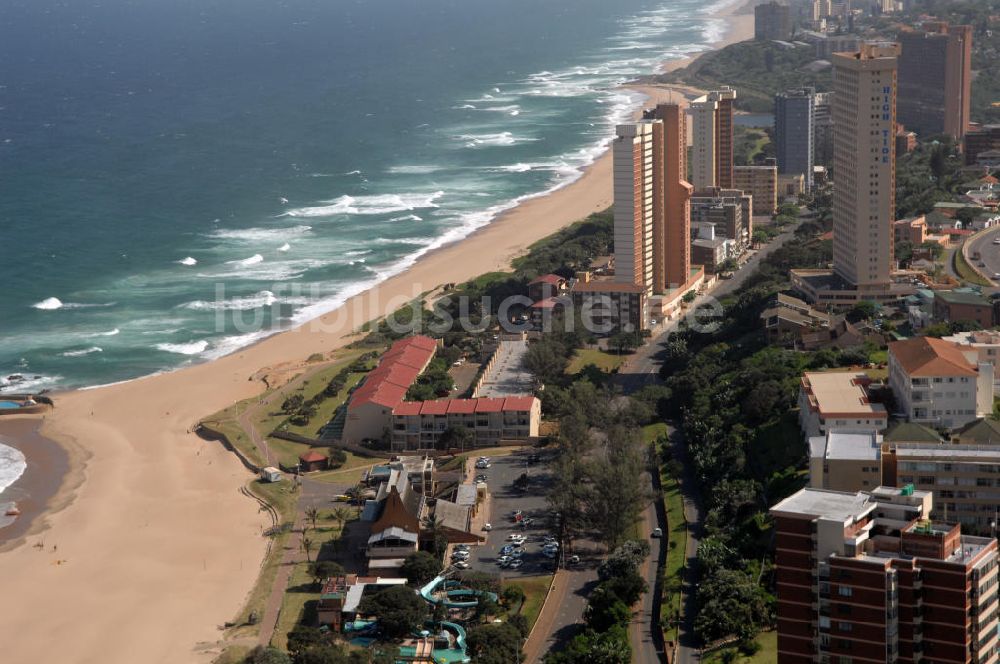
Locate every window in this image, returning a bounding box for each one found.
[838,586,853,597]
[839,622,853,632]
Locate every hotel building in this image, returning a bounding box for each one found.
[771,485,999,664]
[898,22,973,141]
[613,121,660,294]
[792,43,904,305]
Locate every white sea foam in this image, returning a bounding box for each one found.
[88,328,120,337]
[277,243,291,252]
[31,297,63,310]
[156,340,209,355]
[182,290,278,311]
[30,297,112,311]
[228,254,264,266]
[284,191,445,218]
[387,165,448,175]
[0,441,27,497]
[389,214,423,222]
[344,249,372,257]
[177,257,198,266]
[61,346,103,357]
[0,373,63,394]
[455,132,535,148]
[209,226,312,242]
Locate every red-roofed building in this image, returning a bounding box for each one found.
[888,336,994,429]
[342,336,437,444]
[528,274,567,302]
[343,335,540,450]
[299,450,329,473]
[390,396,540,452]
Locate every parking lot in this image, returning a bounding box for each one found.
[461,448,561,578]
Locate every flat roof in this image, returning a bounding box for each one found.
[771,488,874,522]
[802,371,888,418]
[821,430,882,461]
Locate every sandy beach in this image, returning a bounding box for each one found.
[0,7,754,663]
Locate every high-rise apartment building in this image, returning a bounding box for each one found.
[772,485,999,664]
[898,22,973,141]
[831,42,900,294]
[775,88,816,189]
[690,87,736,190]
[755,1,792,41]
[644,103,693,289]
[613,121,661,295]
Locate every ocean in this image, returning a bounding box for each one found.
[0,0,738,400]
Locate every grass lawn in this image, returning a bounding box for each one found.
[282,371,366,438]
[505,575,553,631]
[308,462,372,486]
[272,521,351,650]
[566,348,628,375]
[702,631,777,663]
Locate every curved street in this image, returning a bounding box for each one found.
[963,224,1000,286]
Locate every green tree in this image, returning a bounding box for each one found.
[308,560,345,586]
[466,623,524,664]
[281,394,304,414]
[331,507,351,532]
[400,551,442,586]
[301,536,314,563]
[584,585,632,631]
[694,569,773,644]
[357,585,427,640]
[525,338,570,385]
[245,646,292,664]
[501,584,526,610]
[438,425,473,452]
[583,427,649,549]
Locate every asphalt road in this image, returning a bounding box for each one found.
[964,225,1000,286]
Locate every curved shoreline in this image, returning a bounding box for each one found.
[0,9,754,664]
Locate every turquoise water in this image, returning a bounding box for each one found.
[0,403,22,409]
[0,0,739,392]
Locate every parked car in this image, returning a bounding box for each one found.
[452,550,470,561]
[568,555,580,565]
[475,461,491,469]
[475,474,488,483]
[500,545,515,555]
[542,549,557,559]
[482,523,492,531]
[455,544,470,552]
[497,555,511,567]
[509,559,524,569]
[651,527,663,538]
[454,561,470,570]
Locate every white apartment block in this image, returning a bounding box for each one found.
[888,336,994,430]
[689,96,718,191]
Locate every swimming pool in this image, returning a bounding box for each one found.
[0,402,23,409]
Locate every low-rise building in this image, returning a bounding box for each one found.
[318,575,409,631]
[691,188,753,251]
[893,215,927,245]
[690,237,732,273]
[798,371,889,439]
[932,289,995,328]
[528,274,567,302]
[965,124,1000,166]
[569,276,646,334]
[888,336,995,430]
[390,396,540,452]
[808,429,883,492]
[761,293,832,344]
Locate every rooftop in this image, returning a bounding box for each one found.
[770,488,874,523]
[810,430,882,461]
[935,289,990,307]
[889,336,977,377]
[801,371,888,418]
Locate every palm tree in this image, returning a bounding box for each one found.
[305,507,320,531]
[301,536,314,563]
[332,507,351,533]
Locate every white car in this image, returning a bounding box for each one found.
[452,550,470,561]
[652,527,663,538]
[483,523,492,531]
[507,534,526,543]
[454,561,470,570]
[509,559,524,569]
[475,461,491,469]
[993,238,1000,245]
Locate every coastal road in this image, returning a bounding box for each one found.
[964,225,1000,286]
[614,219,805,664]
